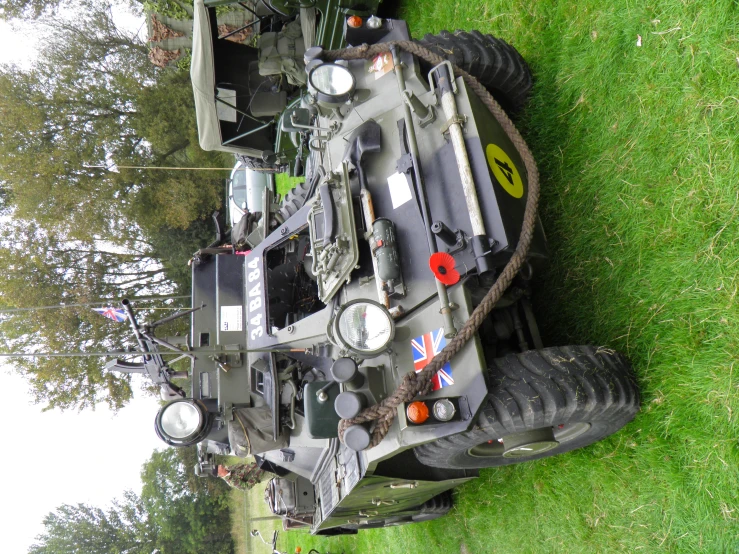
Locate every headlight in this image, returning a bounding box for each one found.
[309,63,356,103]
[154,399,211,447]
[333,299,394,357]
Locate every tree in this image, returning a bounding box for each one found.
[0,0,225,241]
[140,448,233,554]
[28,491,157,554]
[30,447,234,554]
[0,220,183,410]
[0,2,151,240]
[0,0,228,410]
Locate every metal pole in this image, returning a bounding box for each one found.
[439,83,487,237]
[84,164,234,171]
[0,348,302,359]
[0,296,190,314]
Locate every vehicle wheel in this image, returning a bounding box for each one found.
[314,526,358,536]
[276,178,311,222]
[411,490,453,522]
[413,345,640,469]
[414,30,533,113]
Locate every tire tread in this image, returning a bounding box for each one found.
[413,345,640,469]
[415,31,533,113]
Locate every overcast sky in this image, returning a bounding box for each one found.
[0,11,169,553]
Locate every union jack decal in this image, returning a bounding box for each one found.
[411,328,454,391]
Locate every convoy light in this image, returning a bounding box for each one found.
[347,15,363,28]
[366,15,383,29]
[333,299,394,357]
[308,63,356,103]
[432,398,456,422]
[154,399,211,447]
[407,401,430,424]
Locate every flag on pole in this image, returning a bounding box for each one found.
[93,307,127,322]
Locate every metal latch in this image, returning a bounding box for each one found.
[402,90,435,128]
[440,114,467,135]
[389,481,418,489]
[371,498,398,506]
[427,60,458,96]
[358,510,379,517]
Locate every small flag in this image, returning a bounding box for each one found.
[93,307,127,322]
[412,328,454,391]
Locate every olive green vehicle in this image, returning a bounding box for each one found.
[115,7,640,535]
[191,0,383,171]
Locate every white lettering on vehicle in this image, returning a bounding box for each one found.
[246,255,265,341]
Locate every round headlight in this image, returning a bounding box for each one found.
[309,63,356,103]
[155,399,210,447]
[334,300,394,357]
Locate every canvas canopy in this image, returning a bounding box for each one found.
[191,0,267,157]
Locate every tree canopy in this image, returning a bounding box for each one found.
[0,0,229,410]
[29,447,234,554]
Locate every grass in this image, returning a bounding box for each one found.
[275,173,305,197]
[226,456,284,554]
[251,1,739,552]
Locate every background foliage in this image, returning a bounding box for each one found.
[30,447,234,554]
[0,0,228,410]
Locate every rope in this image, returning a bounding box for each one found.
[323,41,541,449]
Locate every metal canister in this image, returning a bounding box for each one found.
[371,217,401,284]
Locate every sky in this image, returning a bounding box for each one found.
[0,10,169,554]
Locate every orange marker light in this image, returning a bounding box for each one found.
[347,15,363,28]
[407,401,430,424]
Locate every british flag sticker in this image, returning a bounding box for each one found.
[411,328,454,391]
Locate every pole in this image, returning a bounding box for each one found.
[84,164,235,171]
[0,296,190,314]
[0,348,302,359]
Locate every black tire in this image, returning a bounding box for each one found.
[413,345,640,469]
[314,526,358,536]
[411,490,453,523]
[414,30,533,113]
[276,178,311,222]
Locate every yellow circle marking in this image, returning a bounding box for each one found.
[486,143,523,199]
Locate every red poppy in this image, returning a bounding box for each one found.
[429,252,460,286]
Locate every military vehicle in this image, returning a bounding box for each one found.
[112,5,640,535]
[190,0,384,172]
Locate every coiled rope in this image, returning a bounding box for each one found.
[323,40,541,448]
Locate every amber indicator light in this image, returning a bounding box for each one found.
[347,15,363,28]
[407,401,430,424]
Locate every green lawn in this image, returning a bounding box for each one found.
[226,456,284,554]
[275,173,305,197]
[276,1,739,552]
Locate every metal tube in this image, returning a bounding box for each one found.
[0,295,190,314]
[391,47,456,337]
[121,298,150,358]
[360,188,390,308]
[439,91,487,237]
[0,347,299,359]
[222,121,274,145]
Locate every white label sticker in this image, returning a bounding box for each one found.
[220,305,243,332]
[387,172,412,209]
